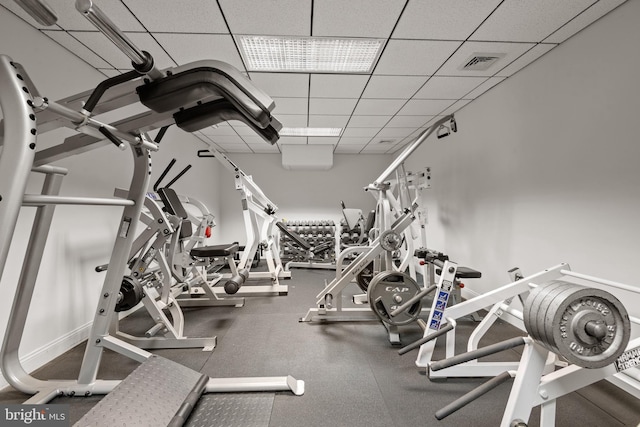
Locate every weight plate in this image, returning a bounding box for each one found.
[356,262,374,292]
[115,276,143,312]
[525,282,631,368]
[380,230,402,252]
[367,271,422,326]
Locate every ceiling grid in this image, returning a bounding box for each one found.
[0,0,628,155]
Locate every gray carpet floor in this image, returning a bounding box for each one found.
[1,268,639,426]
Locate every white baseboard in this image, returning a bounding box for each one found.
[0,322,92,391]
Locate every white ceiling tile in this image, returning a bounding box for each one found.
[335,145,365,153]
[240,136,266,144]
[439,99,473,116]
[153,33,244,70]
[308,115,350,128]
[470,0,594,42]
[363,144,394,153]
[436,41,535,76]
[544,0,627,43]
[97,69,121,78]
[207,135,246,145]
[414,76,488,99]
[375,128,416,139]
[0,0,61,29]
[275,114,309,128]
[308,137,339,145]
[385,115,434,128]
[272,97,309,115]
[123,0,227,33]
[341,128,381,138]
[309,98,358,115]
[70,31,134,69]
[220,144,252,153]
[352,99,406,116]
[309,75,370,98]
[313,0,405,37]
[248,143,280,153]
[229,123,258,136]
[496,44,557,76]
[393,0,503,40]
[42,30,111,68]
[361,76,427,99]
[397,99,455,116]
[348,116,392,127]
[249,73,309,98]
[219,0,311,36]
[280,137,308,144]
[374,40,461,75]
[48,0,144,31]
[464,77,505,99]
[339,137,373,145]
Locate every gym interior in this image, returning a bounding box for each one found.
[0,1,639,426]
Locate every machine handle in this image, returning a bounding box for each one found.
[430,336,526,371]
[434,371,513,420]
[98,126,126,150]
[390,284,437,317]
[398,322,454,355]
[82,70,139,114]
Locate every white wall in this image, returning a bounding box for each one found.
[405,0,640,324]
[0,12,219,389]
[214,153,392,244]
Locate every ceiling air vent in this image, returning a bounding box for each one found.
[460,53,506,71]
[377,139,395,144]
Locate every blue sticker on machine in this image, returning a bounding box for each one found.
[437,291,448,301]
[435,300,446,310]
[430,319,441,330]
[432,310,443,321]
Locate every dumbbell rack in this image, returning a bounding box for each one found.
[280,219,337,269]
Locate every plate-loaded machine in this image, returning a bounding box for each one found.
[0,1,302,423]
[428,271,639,426]
[300,115,457,344]
[197,145,291,296]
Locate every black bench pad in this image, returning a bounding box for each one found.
[191,243,239,258]
[435,264,482,279]
[276,222,311,250]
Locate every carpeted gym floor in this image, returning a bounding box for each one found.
[1,268,639,426]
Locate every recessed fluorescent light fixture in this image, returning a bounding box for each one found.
[280,127,342,137]
[238,36,383,73]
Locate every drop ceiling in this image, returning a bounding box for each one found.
[0,0,627,154]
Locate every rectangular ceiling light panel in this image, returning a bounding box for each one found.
[280,127,342,137]
[239,36,383,73]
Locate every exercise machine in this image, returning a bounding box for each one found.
[0,2,302,424]
[197,146,291,296]
[430,271,639,426]
[300,115,457,344]
[278,219,337,270]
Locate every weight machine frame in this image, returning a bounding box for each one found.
[0,3,304,403]
[197,146,290,296]
[300,115,455,344]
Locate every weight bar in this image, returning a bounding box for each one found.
[430,337,526,371]
[523,281,631,369]
[390,284,437,318]
[398,322,455,355]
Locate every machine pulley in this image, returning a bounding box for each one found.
[368,271,422,326]
[379,230,402,252]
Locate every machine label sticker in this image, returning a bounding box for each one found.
[118,217,132,238]
[146,192,159,200]
[430,319,441,330]
[1,404,69,426]
[615,346,640,372]
[437,291,449,302]
[432,310,443,321]
[441,280,453,292]
[435,300,447,310]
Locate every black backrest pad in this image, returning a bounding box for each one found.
[175,99,279,145]
[275,222,311,250]
[137,68,270,127]
[157,187,189,219]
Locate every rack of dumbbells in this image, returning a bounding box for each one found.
[279,220,337,269]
